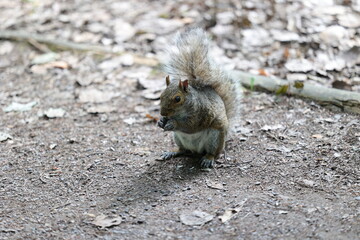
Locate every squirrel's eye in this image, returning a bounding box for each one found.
[175,96,181,103]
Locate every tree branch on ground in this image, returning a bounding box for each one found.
[0,30,158,66]
[233,71,360,114]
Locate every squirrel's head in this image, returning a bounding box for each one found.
[160,75,189,117]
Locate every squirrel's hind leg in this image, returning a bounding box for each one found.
[200,128,226,168]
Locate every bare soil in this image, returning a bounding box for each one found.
[1,0,360,239]
[0,47,359,239]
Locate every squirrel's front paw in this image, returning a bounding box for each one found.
[157,117,168,129]
[163,121,175,131]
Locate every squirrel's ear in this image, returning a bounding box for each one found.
[165,75,170,86]
[182,80,189,92]
[178,79,189,92]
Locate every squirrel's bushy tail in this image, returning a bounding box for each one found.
[163,28,241,129]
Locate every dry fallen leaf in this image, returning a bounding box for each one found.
[285,59,313,72]
[261,124,284,131]
[92,215,122,229]
[258,69,269,76]
[319,25,348,47]
[114,19,136,42]
[283,47,290,59]
[0,132,12,142]
[31,52,59,65]
[180,211,214,226]
[3,101,37,112]
[297,179,315,188]
[180,17,194,24]
[123,117,137,125]
[145,113,159,122]
[86,105,116,114]
[46,61,70,69]
[206,180,225,190]
[43,108,66,118]
[141,90,161,100]
[137,78,164,91]
[77,88,118,103]
[219,199,247,223]
[337,13,360,28]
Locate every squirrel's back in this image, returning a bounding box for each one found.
[163,28,241,129]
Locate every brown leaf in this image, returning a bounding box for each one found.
[258,69,269,76]
[283,47,290,59]
[145,113,159,122]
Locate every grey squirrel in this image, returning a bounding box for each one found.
[157,28,241,168]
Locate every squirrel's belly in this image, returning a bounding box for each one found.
[174,129,217,154]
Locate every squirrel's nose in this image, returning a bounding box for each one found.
[160,108,172,117]
[160,109,168,117]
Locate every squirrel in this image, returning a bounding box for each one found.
[157,28,241,168]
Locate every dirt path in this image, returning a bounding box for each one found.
[1,1,359,239]
[1,58,359,238]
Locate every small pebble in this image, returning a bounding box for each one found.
[49,143,57,149]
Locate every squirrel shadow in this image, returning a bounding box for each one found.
[113,156,209,209]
